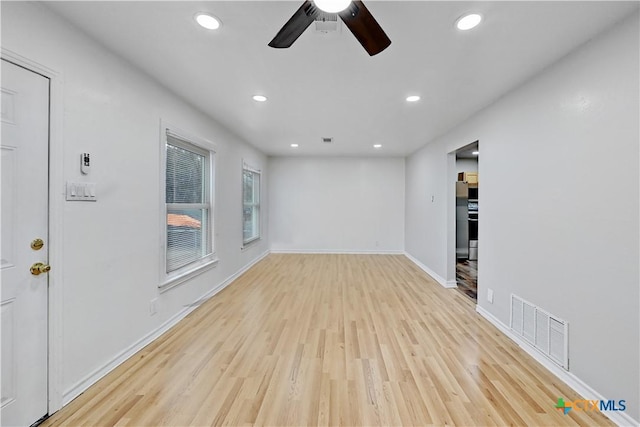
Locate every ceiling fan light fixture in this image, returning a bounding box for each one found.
[456,13,482,31]
[406,95,421,102]
[269,0,390,56]
[313,0,352,13]
[195,13,221,30]
[252,95,268,102]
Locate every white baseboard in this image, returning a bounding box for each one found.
[270,248,404,255]
[476,305,639,427]
[62,250,270,406]
[403,252,456,288]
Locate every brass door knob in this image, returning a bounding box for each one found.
[30,262,51,276]
[31,238,44,250]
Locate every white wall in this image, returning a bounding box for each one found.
[406,12,639,423]
[2,1,269,405]
[269,157,404,253]
[456,158,478,174]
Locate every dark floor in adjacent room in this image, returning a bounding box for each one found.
[456,259,477,300]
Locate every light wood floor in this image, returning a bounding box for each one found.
[43,254,613,426]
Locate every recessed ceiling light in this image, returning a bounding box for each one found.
[195,13,221,30]
[252,95,267,102]
[456,13,482,31]
[290,144,299,148]
[373,144,382,149]
[472,151,479,155]
[314,0,352,13]
[406,95,421,102]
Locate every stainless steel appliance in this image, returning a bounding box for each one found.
[456,181,479,260]
[456,182,469,259]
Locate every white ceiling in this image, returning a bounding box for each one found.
[45,1,638,157]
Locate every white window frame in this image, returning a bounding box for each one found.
[242,162,261,247]
[159,122,217,290]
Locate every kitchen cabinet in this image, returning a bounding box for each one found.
[462,172,478,186]
[457,172,478,185]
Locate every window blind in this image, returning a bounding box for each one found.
[242,168,260,244]
[166,135,211,273]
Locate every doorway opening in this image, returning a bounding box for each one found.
[454,141,479,300]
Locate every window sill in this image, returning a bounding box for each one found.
[159,258,219,293]
[241,237,262,251]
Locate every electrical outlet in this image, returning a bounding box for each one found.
[150,298,158,316]
[487,289,494,304]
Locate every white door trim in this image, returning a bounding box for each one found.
[1,48,65,414]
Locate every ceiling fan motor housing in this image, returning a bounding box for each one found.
[315,12,339,33]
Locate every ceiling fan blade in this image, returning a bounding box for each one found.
[338,1,391,56]
[269,1,319,49]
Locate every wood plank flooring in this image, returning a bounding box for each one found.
[456,260,478,301]
[43,254,613,426]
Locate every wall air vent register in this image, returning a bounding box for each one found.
[510,294,569,370]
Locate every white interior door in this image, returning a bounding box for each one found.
[1,59,50,426]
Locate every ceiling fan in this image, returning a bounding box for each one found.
[268,0,391,56]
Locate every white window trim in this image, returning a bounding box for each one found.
[242,161,261,248]
[159,120,217,290]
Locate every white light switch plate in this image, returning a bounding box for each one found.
[66,181,97,201]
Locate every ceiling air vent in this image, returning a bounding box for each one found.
[321,137,334,144]
[315,12,339,33]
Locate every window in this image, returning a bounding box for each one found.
[242,166,261,245]
[163,129,215,282]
